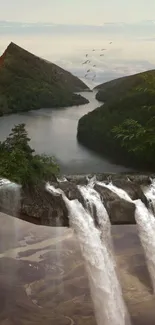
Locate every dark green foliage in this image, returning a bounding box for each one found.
[0,124,59,186]
[112,118,155,164]
[0,42,89,115]
[95,69,155,103]
[77,70,155,169]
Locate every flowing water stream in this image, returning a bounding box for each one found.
[0,178,21,217]
[97,180,155,293]
[78,184,113,255]
[1,176,155,324]
[47,183,131,325]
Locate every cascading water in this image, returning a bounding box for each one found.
[97,180,155,293]
[0,178,21,217]
[135,199,155,293]
[46,183,131,325]
[97,181,132,202]
[78,184,113,255]
[0,178,21,249]
[144,178,155,214]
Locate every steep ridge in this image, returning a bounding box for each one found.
[77,70,155,169]
[0,42,89,115]
[94,70,155,103]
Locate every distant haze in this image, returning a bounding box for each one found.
[0,0,155,24]
[0,20,155,87]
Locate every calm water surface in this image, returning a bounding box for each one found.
[0,91,132,174]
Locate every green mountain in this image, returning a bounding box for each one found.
[0,42,89,115]
[94,70,155,103]
[77,70,155,169]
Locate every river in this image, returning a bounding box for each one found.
[0,91,132,174]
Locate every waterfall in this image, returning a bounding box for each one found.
[98,180,155,293]
[0,178,21,217]
[46,183,131,325]
[78,184,113,255]
[97,181,132,202]
[135,199,155,293]
[144,178,155,213]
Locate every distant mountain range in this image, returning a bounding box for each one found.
[0,42,89,115]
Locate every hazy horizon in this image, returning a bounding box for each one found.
[1,0,155,24]
[0,3,155,88]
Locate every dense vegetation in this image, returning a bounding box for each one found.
[0,124,59,186]
[94,70,155,103]
[78,70,155,169]
[0,42,89,115]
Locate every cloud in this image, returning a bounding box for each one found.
[0,0,155,25]
[54,55,155,88]
[1,19,155,88]
[0,20,155,37]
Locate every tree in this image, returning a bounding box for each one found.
[0,124,59,186]
[3,124,34,157]
[112,118,155,164]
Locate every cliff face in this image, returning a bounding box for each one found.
[0,174,151,226]
[0,42,89,115]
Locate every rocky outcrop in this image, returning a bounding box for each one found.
[21,174,151,226]
[0,174,151,226]
[20,181,86,226]
[21,185,69,227]
[94,184,135,224]
[112,180,148,206]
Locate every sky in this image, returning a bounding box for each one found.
[0,0,155,25]
[0,1,155,88]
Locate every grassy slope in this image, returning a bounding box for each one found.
[0,42,89,115]
[77,70,155,168]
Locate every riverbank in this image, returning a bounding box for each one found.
[0,91,133,174]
